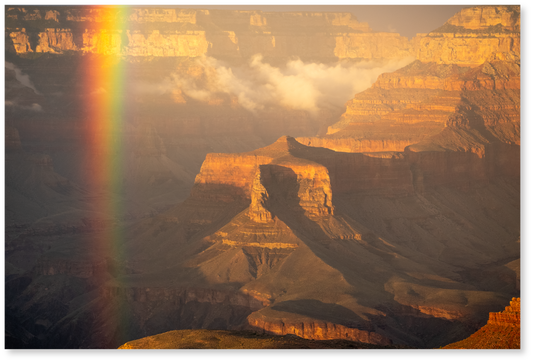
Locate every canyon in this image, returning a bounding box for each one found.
[442,297,520,348]
[6,6,412,62]
[4,5,520,349]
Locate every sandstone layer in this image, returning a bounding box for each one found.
[246,315,391,346]
[98,134,518,348]
[5,6,415,62]
[417,5,520,66]
[300,5,520,183]
[442,298,520,349]
[5,5,521,350]
[303,59,519,156]
[320,5,520,142]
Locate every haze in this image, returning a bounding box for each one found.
[176,4,469,38]
[4,4,520,350]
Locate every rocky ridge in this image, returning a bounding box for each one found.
[121,4,519,348]
[417,6,519,66]
[103,132,519,348]
[442,298,520,348]
[4,5,521,350]
[298,5,520,173]
[118,329,407,349]
[5,6,415,62]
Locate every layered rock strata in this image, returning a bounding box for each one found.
[301,59,520,153]
[5,5,521,350]
[442,298,520,349]
[246,316,391,346]
[194,133,515,207]
[417,5,520,66]
[299,6,520,185]
[193,136,416,208]
[6,5,519,88]
[5,6,415,61]
[488,297,520,327]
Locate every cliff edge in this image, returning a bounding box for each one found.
[442,298,520,349]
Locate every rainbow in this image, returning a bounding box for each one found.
[82,5,131,346]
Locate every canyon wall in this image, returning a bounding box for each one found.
[246,315,391,346]
[192,133,516,211]
[488,297,520,327]
[5,6,415,61]
[295,6,520,196]
[313,5,519,144]
[5,5,521,349]
[442,298,520,349]
[416,5,520,66]
[309,58,519,145]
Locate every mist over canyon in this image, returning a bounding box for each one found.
[4,5,520,349]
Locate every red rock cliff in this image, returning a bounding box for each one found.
[246,315,392,346]
[416,5,520,66]
[5,6,415,61]
[442,298,520,349]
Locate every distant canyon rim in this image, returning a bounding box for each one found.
[4,5,520,349]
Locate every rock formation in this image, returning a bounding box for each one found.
[442,298,520,348]
[417,5,520,66]
[4,5,521,350]
[246,315,391,346]
[5,6,415,62]
[298,5,520,191]
[101,134,518,348]
[117,329,407,349]
[117,4,517,348]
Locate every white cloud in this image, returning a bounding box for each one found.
[29,103,43,112]
[132,54,414,116]
[5,100,43,112]
[5,62,41,95]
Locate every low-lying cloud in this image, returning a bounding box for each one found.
[5,100,43,112]
[5,62,41,95]
[133,55,413,115]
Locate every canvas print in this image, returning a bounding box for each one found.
[4,4,520,349]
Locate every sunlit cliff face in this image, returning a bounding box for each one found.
[5,6,420,141]
[4,5,520,350]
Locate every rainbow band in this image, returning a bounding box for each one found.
[83,5,130,346]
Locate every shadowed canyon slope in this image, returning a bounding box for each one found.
[114,135,518,348]
[5,5,520,350]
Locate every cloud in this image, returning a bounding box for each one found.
[5,100,43,112]
[29,103,43,112]
[5,62,41,95]
[132,55,414,116]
